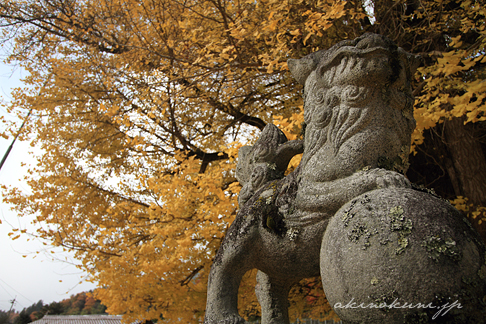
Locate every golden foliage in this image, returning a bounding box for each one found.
[450,196,486,226]
[411,0,486,151]
[0,0,485,321]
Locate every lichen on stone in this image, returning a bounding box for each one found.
[341,199,358,227]
[372,290,399,313]
[411,183,441,198]
[360,194,371,204]
[287,227,299,241]
[267,162,277,170]
[265,196,273,205]
[347,222,376,249]
[396,237,409,255]
[348,222,367,242]
[360,165,371,172]
[342,211,355,227]
[478,265,486,280]
[422,236,461,262]
[389,206,412,234]
[379,236,391,245]
[389,206,413,254]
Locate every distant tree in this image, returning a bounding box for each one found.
[87,303,106,316]
[81,294,106,315]
[28,312,41,322]
[71,294,85,315]
[37,292,105,316]
[8,313,17,324]
[41,302,64,316]
[10,300,44,324]
[59,300,71,313]
[32,301,43,313]
[82,295,95,315]
[25,301,43,320]
[0,310,11,324]
[14,310,31,324]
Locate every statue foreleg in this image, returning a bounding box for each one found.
[204,212,260,324]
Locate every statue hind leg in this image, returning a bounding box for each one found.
[255,271,296,324]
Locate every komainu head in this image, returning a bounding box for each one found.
[288,33,419,173]
[288,33,420,89]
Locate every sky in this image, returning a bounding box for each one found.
[0,60,97,312]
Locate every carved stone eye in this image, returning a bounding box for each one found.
[310,88,338,126]
[314,89,326,104]
[341,85,372,107]
[312,106,332,127]
[313,95,337,126]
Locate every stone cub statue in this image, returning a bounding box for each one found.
[236,124,303,207]
[204,33,419,324]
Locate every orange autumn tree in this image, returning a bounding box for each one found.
[1,0,485,322]
[0,0,345,321]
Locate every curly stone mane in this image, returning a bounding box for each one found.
[291,33,417,175]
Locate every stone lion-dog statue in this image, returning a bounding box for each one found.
[204,33,419,323]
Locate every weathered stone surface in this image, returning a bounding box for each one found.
[321,188,486,324]
[236,124,303,207]
[203,33,481,324]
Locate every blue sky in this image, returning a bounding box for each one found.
[0,60,97,312]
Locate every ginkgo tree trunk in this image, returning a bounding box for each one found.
[1,0,485,322]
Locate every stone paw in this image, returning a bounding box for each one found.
[368,168,411,189]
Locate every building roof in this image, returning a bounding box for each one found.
[31,315,130,324]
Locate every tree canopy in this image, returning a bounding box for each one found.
[1,0,485,322]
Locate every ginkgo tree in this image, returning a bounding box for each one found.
[0,0,485,322]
